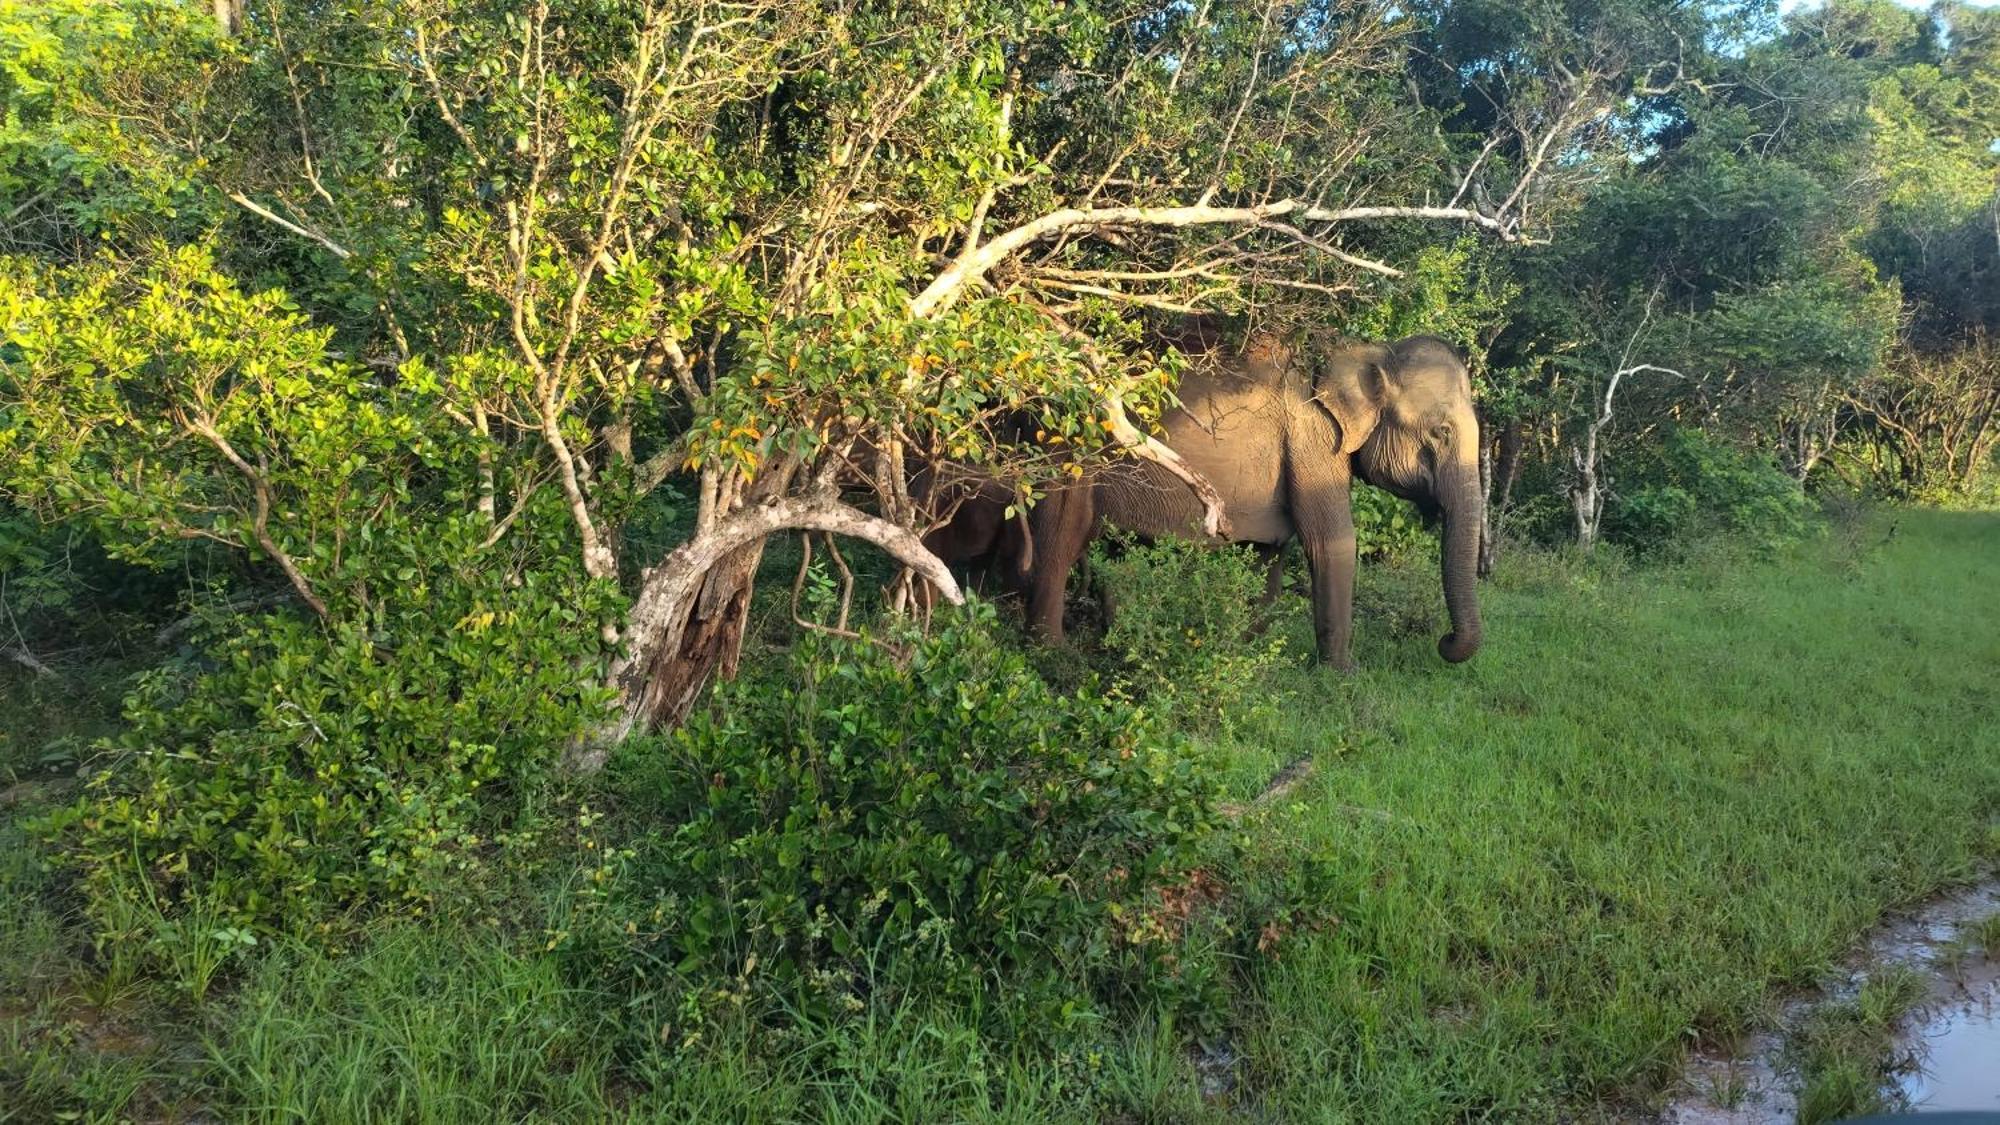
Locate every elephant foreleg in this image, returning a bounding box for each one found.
[1245,542,1288,639]
[1259,543,1288,606]
[1026,483,1096,644]
[1291,470,1358,671]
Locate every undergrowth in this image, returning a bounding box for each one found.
[4,506,1998,1122]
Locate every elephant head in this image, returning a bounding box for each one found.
[1312,335,1484,664]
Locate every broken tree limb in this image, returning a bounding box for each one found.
[1027,301,1233,540]
[579,493,964,765]
[1102,379,1233,540]
[6,647,56,678]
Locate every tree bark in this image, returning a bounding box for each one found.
[1485,417,1523,575]
[1571,365,1685,551]
[571,492,964,771]
[213,0,243,36]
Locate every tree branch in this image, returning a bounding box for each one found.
[226,192,352,260]
[592,493,965,755]
[1028,302,1233,539]
[1104,381,1233,540]
[911,200,1516,318]
[6,647,56,678]
[182,415,331,619]
[1256,221,1404,277]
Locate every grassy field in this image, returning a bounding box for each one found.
[1210,508,2000,1119]
[3,506,1997,1121]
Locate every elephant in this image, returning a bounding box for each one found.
[909,470,1034,609]
[1022,331,1484,669]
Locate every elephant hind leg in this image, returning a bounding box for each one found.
[1245,541,1289,639]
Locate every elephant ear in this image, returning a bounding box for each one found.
[1308,340,1396,454]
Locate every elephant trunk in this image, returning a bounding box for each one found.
[1437,461,1484,664]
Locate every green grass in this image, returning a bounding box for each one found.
[1785,965,1929,1125]
[1206,508,2000,1119]
[203,927,618,1123]
[3,507,1997,1121]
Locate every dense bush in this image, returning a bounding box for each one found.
[1351,483,1437,562]
[1094,536,1289,731]
[1607,428,1814,554]
[36,559,615,942]
[5,240,631,947]
[583,606,1225,1036]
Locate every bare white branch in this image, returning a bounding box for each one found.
[227,192,352,259]
[911,201,1517,318]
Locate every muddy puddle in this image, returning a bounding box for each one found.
[1663,879,2000,1123]
[1896,952,2000,1113]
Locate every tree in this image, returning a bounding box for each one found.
[6,0,1689,753]
[1840,334,2000,495]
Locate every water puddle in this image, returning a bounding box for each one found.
[1662,879,2000,1123]
[1896,953,2000,1113]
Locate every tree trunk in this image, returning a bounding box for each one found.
[568,491,965,772]
[1783,383,1838,485]
[1571,421,1604,553]
[1480,417,1522,578]
[626,538,767,733]
[1571,468,1601,551]
[1958,397,1997,489]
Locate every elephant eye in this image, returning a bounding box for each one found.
[1430,423,1452,441]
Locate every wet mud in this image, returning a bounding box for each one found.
[1662,879,2000,1123]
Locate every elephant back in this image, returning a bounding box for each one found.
[1121,357,1292,544]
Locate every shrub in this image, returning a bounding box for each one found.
[1607,428,1814,554]
[1352,482,1438,563]
[36,557,615,944]
[1094,536,1289,732]
[584,605,1224,1036]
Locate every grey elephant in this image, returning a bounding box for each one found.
[1022,331,1484,669]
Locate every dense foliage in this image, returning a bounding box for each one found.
[0,0,1684,940]
[1604,428,1817,554]
[39,600,610,939]
[1478,0,1997,553]
[578,609,1225,1034]
[1096,536,1291,732]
